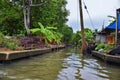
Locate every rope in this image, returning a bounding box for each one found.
[83,0,95,29]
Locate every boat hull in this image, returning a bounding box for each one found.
[92,51,120,65]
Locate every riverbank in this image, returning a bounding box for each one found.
[0,45,65,61]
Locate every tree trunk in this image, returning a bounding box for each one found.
[27,0,31,29]
[23,0,30,35]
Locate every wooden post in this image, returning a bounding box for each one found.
[79,0,87,53]
[115,8,120,47]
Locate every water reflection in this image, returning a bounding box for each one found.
[0,48,120,80]
[57,48,120,80]
[57,53,83,80]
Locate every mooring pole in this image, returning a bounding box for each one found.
[115,8,120,47]
[78,0,87,53]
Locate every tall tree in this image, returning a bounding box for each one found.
[0,0,25,35]
[23,0,31,34]
[0,0,69,38]
[61,25,74,44]
[31,0,69,31]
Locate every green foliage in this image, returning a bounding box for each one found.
[61,25,74,44]
[0,32,4,46]
[30,22,63,44]
[95,43,114,53]
[73,28,94,46]
[84,28,94,43]
[31,0,69,32]
[0,0,68,36]
[0,0,72,45]
[5,41,18,50]
[0,0,25,36]
[95,43,105,51]
[53,31,63,44]
[0,32,4,37]
[0,32,20,50]
[73,31,82,46]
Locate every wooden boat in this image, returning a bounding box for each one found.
[105,54,120,64]
[92,51,120,65]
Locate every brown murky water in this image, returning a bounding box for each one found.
[0,48,120,80]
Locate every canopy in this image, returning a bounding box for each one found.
[105,13,120,30]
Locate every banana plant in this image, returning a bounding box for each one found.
[30,22,63,45]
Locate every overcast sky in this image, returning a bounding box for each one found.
[66,0,120,32]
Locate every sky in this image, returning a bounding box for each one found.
[66,0,120,32]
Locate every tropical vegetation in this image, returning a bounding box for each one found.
[30,22,63,45]
[95,43,115,53]
[0,0,76,50]
[0,33,22,50]
[0,0,96,51]
[73,28,95,47]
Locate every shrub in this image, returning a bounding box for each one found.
[6,42,18,50]
[95,43,115,53]
[95,43,105,51]
[0,34,21,50]
[0,32,4,37]
[0,33,5,47]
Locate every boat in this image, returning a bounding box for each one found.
[92,51,120,65]
[105,54,120,64]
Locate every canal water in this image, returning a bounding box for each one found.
[0,48,120,80]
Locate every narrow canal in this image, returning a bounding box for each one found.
[0,48,120,80]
